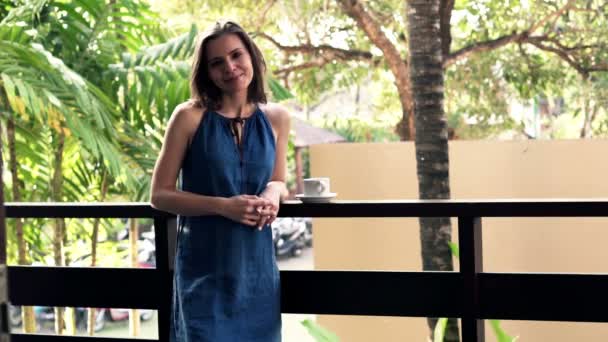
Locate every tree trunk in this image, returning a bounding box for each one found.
[129,218,140,336]
[354,84,360,116]
[88,170,109,335]
[0,116,11,340]
[51,129,66,334]
[408,1,459,341]
[64,308,76,335]
[7,119,25,267]
[580,76,594,138]
[7,118,37,332]
[295,147,303,195]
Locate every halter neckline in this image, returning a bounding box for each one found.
[211,105,260,122]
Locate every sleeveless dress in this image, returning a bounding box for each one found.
[170,107,281,342]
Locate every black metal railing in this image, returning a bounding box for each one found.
[5,199,608,342]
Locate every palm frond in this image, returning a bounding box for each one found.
[1,0,48,25]
[128,24,197,67]
[0,23,32,44]
[109,59,192,127]
[0,40,132,179]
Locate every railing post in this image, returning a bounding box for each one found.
[154,217,172,341]
[458,216,484,342]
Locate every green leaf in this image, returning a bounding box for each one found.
[1,0,48,24]
[0,23,30,44]
[268,77,294,101]
[71,0,102,20]
[52,3,89,27]
[1,74,21,115]
[434,318,448,342]
[448,242,460,258]
[490,320,519,342]
[12,77,37,118]
[301,319,340,342]
[129,24,198,67]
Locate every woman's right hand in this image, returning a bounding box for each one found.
[221,195,273,227]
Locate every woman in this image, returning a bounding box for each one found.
[150,20,289,341]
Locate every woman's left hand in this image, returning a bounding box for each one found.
[256,186,281,230]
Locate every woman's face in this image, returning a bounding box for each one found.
[206,33,254,95]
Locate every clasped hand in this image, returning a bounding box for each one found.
[224,193,279,230]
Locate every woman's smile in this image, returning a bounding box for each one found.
[224,73,245,82]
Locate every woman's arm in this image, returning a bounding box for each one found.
[150,103,270,224]
[257,103,291,226]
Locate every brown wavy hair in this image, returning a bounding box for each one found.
[190,21,267,110]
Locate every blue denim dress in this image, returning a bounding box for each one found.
[171,107,281,342]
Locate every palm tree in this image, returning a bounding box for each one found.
[0,0,152,333]
[0,93,10,339]
[407,0,458,341]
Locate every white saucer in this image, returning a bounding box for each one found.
[295,193,337,203]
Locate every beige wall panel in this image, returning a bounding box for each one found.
[308,140,608,341]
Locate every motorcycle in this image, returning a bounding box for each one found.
[30,306,105,332]
[94,308,154,331]
[29,306,153,332]
[21,230,158,333]
[298,217,313,247]
[271,218,309,258]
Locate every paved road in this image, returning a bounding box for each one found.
[278,245,314,270]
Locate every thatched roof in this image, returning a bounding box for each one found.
[292,118,347,147]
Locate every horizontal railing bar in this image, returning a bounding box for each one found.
[5,202,171,219]
[11,334,155,341]
[279,199,608,217]
[8,266,160,309]
[12,267,608,322]
[480,273,608,322]
[6,199,608,218]
[280,270,463,317]
[8,267,463,317]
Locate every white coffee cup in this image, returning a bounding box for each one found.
[303,177,330,196]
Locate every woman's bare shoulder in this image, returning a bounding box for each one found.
[174,99,204,117]
[260,102,290,127]
[170,100,205,129]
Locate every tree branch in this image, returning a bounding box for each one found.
[586,62,608,72]
[528,0,576,34]
[536,35,604,52]
[444,32,526,67]
[252,0,277,33]
[444,0,576,67]
[522,35,608,76]
[445,33,607,76]
[255,32,373,62]
[338,0,414,139]
[526,37,587,75]
[440,0,455,57]
[337,0,408,76]
[274,59,328,76]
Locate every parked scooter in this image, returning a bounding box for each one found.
[297,217,313,247]
[271,218,308,258]
[27,229,158,333]
[30,306,153,332]
[31,306,105,332]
